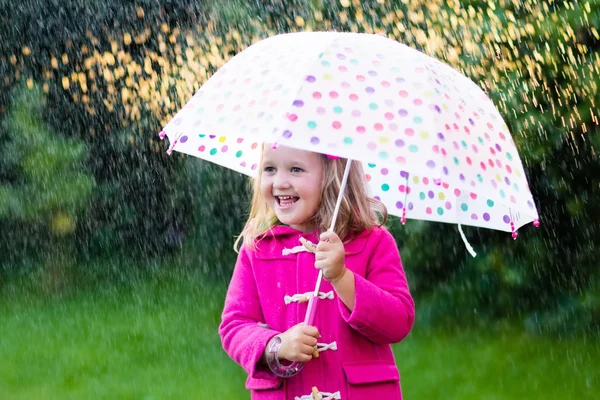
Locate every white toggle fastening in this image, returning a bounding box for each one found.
[282,238,317,255]
[284,291,335,305]
[295,391,341,400]
[317,341,337,353]
[282,245,311,255]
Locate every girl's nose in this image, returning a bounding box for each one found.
[273,173,291,188]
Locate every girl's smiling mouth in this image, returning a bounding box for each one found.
[276,196,299,208]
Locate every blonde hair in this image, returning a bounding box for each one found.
[234,147,387,252]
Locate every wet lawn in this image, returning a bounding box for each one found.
[1,274,598,399]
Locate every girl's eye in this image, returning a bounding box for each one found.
[291,167,303,173]
[263,166,275,173]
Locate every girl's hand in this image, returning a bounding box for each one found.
[315,231,346,284]
[277,323,320,362]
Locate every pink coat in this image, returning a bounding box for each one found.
[219,225,415,400]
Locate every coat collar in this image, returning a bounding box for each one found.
[256,225,372,257]
[263,225,320,238]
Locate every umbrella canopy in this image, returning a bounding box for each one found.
[161,31,541,377]
[161,32,539,237]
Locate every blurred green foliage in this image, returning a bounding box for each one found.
[0,85,94,278]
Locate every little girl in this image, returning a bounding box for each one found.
[219,144,415,400]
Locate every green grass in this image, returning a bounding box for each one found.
[396,328,599,399]
[1,275,598,399]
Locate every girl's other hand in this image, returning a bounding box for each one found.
[277,323,320,362]
[315,231,346,283]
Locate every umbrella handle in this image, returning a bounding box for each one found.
[270,361,305,378]
[266,345,305,378]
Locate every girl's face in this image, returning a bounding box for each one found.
[260,145,324,233]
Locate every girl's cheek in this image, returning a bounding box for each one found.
[260,181,272,195]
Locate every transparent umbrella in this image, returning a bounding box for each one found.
[161,31,539,376]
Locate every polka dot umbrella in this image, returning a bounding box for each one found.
[161,32,539,245]
[161,31,540,377]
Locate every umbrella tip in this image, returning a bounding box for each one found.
[166,139,178,156]
[512,231,518,240]
[533,219,540,227]
[159,131,166,140]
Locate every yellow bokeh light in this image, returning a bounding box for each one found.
[1,0,590,155]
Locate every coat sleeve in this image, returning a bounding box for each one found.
[338,228,415,344]
[219,246,280,383]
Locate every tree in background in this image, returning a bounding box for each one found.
[0,84,94,291]
[0,1,206,270]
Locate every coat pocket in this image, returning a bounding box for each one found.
[342,361,401,400]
